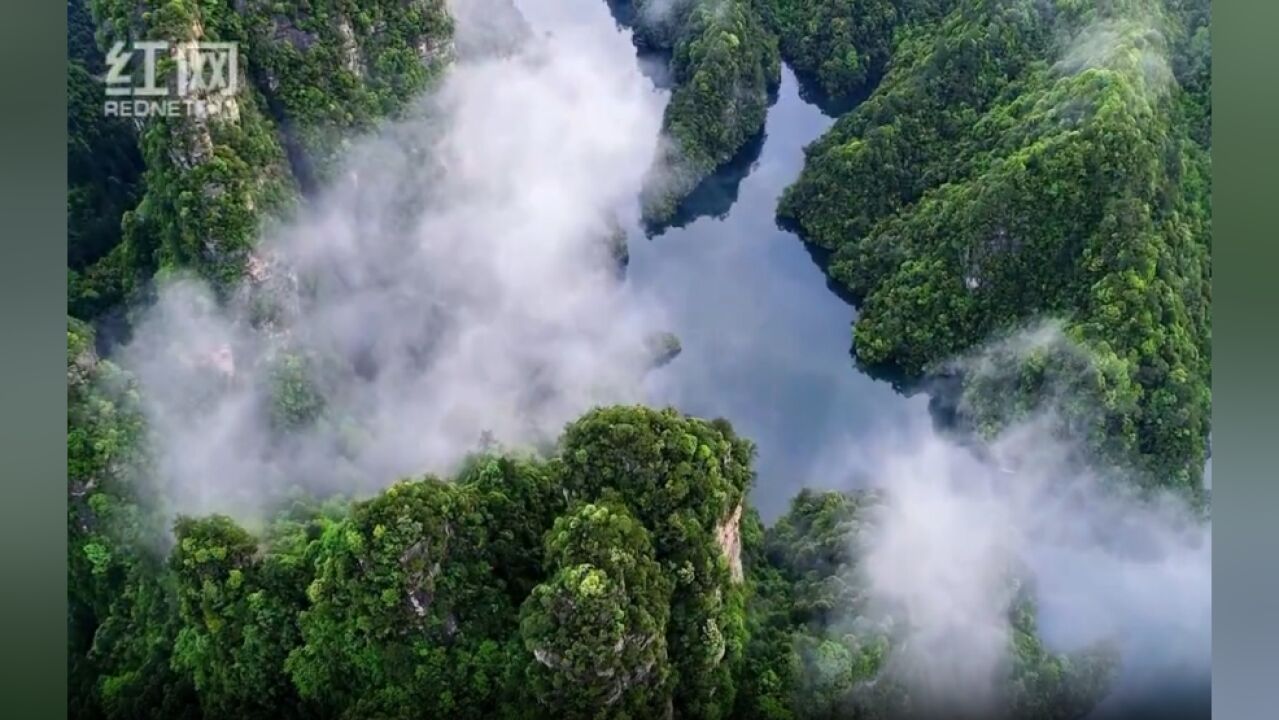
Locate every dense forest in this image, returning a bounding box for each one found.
[67,0,453,314]
[67,0,1209,718]
[777,0,1212,494]
[72,311,1112,718]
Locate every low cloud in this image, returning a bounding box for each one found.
[122,0,670,518]
[811,326,1210,715]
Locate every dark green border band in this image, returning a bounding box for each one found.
[1213,1,1279,719]
[0,1,66,718]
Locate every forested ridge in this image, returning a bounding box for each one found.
[778,0,1212,493]
[67,0,453,314]
[67,0,1208,717]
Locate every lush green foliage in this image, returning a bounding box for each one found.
[1005,595,1117,720]
[67,0,145,318]
[779,0,1211,491]
[70,0,454,312]
[68,401,788,718]
[170,515,308,718]
[520,503,674,717]
[66,1,1206,716]
[86,0,297,292]
[68,319,200,719]
[267,353,327,432]
[758,0,951,105]
[732,490,886,719]
[559,407,755,719]
[285,477,521,718]
[638,0,781,227]
[628,0,699,51]
[67,63,144,271]
[68,385,1116,718]
[240,0,454,181]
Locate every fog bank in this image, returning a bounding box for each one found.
[123,0,669,517]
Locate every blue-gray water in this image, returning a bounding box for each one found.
[625,66,930,520]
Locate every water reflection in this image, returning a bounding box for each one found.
[624,65,929,519]
[642,128,768,235]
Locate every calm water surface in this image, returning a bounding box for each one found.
[625,66,930,519]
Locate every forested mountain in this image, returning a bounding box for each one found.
[66,0,1209,717]
[778,0,1212,493]
[67,0,453,315]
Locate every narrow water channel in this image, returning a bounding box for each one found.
[623,64,931,520]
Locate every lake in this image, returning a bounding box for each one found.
[622,62,931,520]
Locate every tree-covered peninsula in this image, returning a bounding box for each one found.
[627,0,781,228]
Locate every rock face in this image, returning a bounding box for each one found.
[715,502,744,583]
[90,4,296,290]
